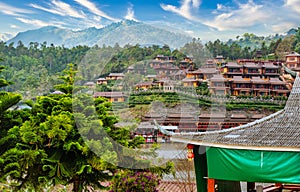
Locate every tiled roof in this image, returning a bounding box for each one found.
[84,82,96,86]
[107,73,125,77]
[263,63,279,69]
[231,76,251,83]
[286,51,300,57]
[210,74,226,81]
[225,62,242,68]
[269,78,286,84]
[182,77,198,82]
[244,62,262,68]
[157,181,197,192]
[251,77,268,83]
[94,92,125,98]
[171,74,300,151]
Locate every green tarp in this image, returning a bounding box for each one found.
[206,147,300,183]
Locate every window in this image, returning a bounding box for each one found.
[288,57,295,61]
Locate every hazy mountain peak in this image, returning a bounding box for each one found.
[7,21,192,48]
[0,33,14,42]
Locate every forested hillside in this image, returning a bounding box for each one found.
[205,27,300,60]
[0,27,299,99]
[0,42,190,99]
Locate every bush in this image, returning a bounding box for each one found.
[110,170,161,192]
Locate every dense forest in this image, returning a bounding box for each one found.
[0,27,299,99]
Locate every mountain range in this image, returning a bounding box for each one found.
[0,33,14,42]
[6,20,193,48]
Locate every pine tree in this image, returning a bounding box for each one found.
[0,63,173,191]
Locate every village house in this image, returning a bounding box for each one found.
[106,73,125,80]
[186,68,219,80]
[222,62,243,78]
[242,62,262,78]
[262,62,281,79]
[169,69,187,81]
[209,74,230,95]
[230,76,252,96]
[93,92,126,102]
[156,79,178,92]
[134,82,155,91]
[84,81,96,89]
[203,59,217,68]
[269,77,290,97]
[251,76,270,97]
[96,78,107,85]
[179,56,194,70]
[214,55,226,66]
[285,51,300,72]
[133,122,157,143]
[181,77,200,87]
[149,55,176,68]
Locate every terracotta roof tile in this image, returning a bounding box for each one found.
[157,181,197,192]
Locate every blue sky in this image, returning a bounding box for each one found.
[0,0,299,42]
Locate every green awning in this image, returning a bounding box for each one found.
[206,147,300,183]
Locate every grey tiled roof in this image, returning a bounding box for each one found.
[171,74,300,151]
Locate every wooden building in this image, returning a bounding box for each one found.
[209,74,230,95]
[251,76,270,96]
[106,73,125,80]
[134,122,157,143]
[222,62,243,78]
[182,77,200,87]
[230,76,252,96]
[242,62,262,78]
[186,68,219,80]
[262,62,280,79]
[94,92,126,102]
[286,51,300,72]
[134,82,155,91]
[96,78,108,85]
[269,77,290,97]
[179,56,194,70]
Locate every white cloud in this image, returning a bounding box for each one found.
[29,0,86,19]
[74,0,119,22]
[184,30,195,36]
[16,18,64,28]
[203,0,270,31]
[160,0,201,21]
[271,22,297,33]
[192,0,201,8]
[216,3,231,12]
[10,24,19,29]
[93,16,101,22]
[16,18,52,27]
[284,0,300,14]
[0,2,33,16]
[124,4,138,21]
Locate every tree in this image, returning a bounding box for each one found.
[181,38,212,67]
[0,64,22,134]
[0,64,24,191]
[0,64,173,191]
[0,64,118,191]
[275,35,296,61]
